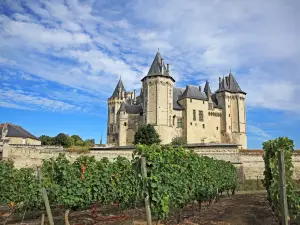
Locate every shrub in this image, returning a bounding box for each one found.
[133,124,161,145]
[170,136,186,145]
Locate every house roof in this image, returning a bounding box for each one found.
[111,78,126,98]
[4,123,40,140]
[178,85,208,101]
[216,72,246,94]
[118,103,143,114]
[173,87,185,110]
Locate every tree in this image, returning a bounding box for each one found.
[54,133,72,147]
[133,124,161,145]
[84,139,95,147]
[71,135,83,143]
[170,136,186,146]
[39,135,54,145]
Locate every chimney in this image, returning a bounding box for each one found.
[219,77,222,88]
[199,86,202,92]
[161,58,164,74]
[167,64,170,74]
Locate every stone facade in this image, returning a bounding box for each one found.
[107,52,247,148]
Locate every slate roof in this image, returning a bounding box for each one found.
[211,94,223,109]
[142,52,175,82]
[216,72,246,94]
[118,103,143,114]
[111,78,126,98]
[147,52,168,76]
[204,81,212,94]
[4,123,40,140]
[173,87,185,110]
[178,85,208,101]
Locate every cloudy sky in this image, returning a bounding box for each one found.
[0,0,299,148]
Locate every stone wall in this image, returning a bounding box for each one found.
[238,150,300,180]
[2,143,300,180]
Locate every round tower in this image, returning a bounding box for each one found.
[107,78,126,145]
[141,52,175,144]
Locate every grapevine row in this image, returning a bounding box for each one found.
[0,144,237,220]
[263,137,300,220]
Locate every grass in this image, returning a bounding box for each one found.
[66,146,90,154]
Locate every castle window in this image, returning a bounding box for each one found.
[203,101,205,104]
[111,106,115,114]
[169,116,172,126]
[190,99,192,103]
[199,110,203,121]
[177,118,183,128]
[228,105,230,108]
[216,127,218,130]
[124,122,127,126]
[110,125,113,133]
[113,139,115,142]
[202,124,205,129]
[193,110,196,121]
[229,126,231,129]
[173,116,176,126]
[229,114,230,117]
[208,103,213,110]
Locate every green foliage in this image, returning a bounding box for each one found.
[84,139,95,147]
[132,144,237,219]
[133,124,161,145]
[0,160,43,209]
[170,136,186,145]
[40,134,94,147]
[39,135,54,145]
[263,137,300,219]
[71,135,83,143]
[54,133,72,147]
[0,145,236,220]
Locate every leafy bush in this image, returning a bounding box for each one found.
[263,137,300,219]
[170,136,186,145]
[133,124,161,145]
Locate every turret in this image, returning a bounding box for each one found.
[141,51,175,144]
[107,77,126,145]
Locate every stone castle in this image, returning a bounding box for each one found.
[107,52,247,148]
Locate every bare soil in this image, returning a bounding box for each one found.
[1,193,299,225]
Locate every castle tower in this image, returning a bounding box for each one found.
[118,102,128,146]
[141,52,175,144]
[215,71,247,149]
[107,78,126,145]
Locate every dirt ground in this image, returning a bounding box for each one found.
[1,193,299,225]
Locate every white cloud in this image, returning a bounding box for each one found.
[0,0,299,115]
[0,89,82,112]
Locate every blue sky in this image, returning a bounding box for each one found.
[0,0,299,149]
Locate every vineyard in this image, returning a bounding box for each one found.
[0,144,237,223]
[263,137,300,222]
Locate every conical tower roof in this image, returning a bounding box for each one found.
[111,77,126,98]
[204,80,212,94]
[142,51,175,82]
[147,52,167,76]
[216,71,246,94]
